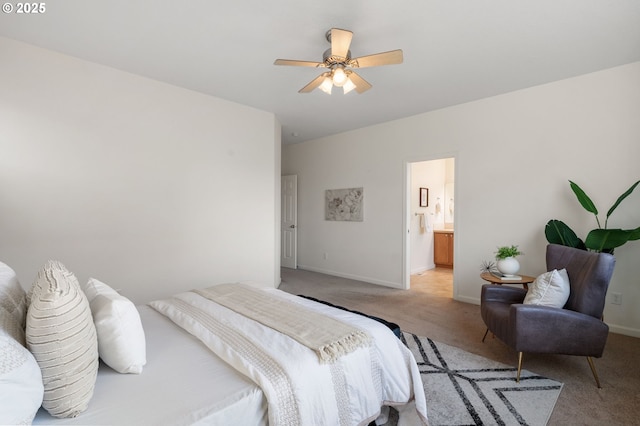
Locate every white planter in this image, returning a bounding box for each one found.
[497,257,520,276]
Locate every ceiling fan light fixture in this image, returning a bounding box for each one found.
[319,76,333,94]
[275,28,403,95]
[342,78,356,94]
[332,66,348,87]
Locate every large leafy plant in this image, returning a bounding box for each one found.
[545,180,640,253]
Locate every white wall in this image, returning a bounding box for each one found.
[283,61,640,336]
[0,37,280,304]
[410,159,445,274]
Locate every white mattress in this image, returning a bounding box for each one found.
[33,305,267,425]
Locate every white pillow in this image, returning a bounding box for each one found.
[0,262,27,345]
[0,304,25,347]
[26,260,99,418]
[0,328,44,425]
[523,268,571,308]
[82,277,146,374]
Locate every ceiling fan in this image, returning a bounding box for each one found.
[274,28,403,95]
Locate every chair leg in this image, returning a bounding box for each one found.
[516,352,523,383]
[482,328,489,342]
[586,357,602,389]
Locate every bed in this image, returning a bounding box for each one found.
[31,304,268,425]
[2,260,428,425]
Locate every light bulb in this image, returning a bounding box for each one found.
[342,78,356,94]
[332,67,348,87]
[319,76,333,94]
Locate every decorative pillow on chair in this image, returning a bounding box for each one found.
[82,277,146,374]
[26,260,99,418]
[523,268,570,308]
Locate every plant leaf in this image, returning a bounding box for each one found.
[627,226,640,241]
[585,228,631,251]
[569,180,598,215]
[606,180,640,219]
[545,220,585,249]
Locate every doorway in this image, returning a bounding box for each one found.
[403,157,455,295]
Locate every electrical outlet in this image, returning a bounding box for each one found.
[323,252,328,260]
[611,292,622,305]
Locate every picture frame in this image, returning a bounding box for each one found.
[419,187,429,207]
[325,187,364,222]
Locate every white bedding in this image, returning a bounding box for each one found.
[32,305,267,425]
[151,286,428,426]
[32,287,428,426]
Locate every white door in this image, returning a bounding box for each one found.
[281,175,297,269]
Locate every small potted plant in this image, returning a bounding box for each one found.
[495,245,523,277]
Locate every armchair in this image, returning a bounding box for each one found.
[480,244,616,387]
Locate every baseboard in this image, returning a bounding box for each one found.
[608,323,640,338]
[455,295,480,305]
[296,264,403,289]
[411,266,432,275]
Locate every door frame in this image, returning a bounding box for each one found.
[402,153,457,292]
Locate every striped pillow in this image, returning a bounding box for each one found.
[26,260,99,418]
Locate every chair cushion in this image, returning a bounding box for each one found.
[523,269,570,308]
[546,244,615,318]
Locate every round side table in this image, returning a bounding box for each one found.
[480,272,535,290]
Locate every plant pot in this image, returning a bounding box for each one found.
[497,257,520,276]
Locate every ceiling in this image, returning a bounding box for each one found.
[1,1,639,144]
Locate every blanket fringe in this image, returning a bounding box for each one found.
[318,330,371,363]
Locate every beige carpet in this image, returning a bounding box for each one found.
[279,267,640,426]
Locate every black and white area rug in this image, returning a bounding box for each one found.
[402,332,563,426]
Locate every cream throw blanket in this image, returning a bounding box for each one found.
[195,283,370,363]
[149,286,429,425]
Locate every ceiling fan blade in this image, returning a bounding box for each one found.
[348,71,372,94]
[274,59,325,68]
[299,73,330,93]
[351,49,403,68]
[330,28,353,59]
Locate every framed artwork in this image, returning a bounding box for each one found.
[419,187,429,207]
[325,187,364,221]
